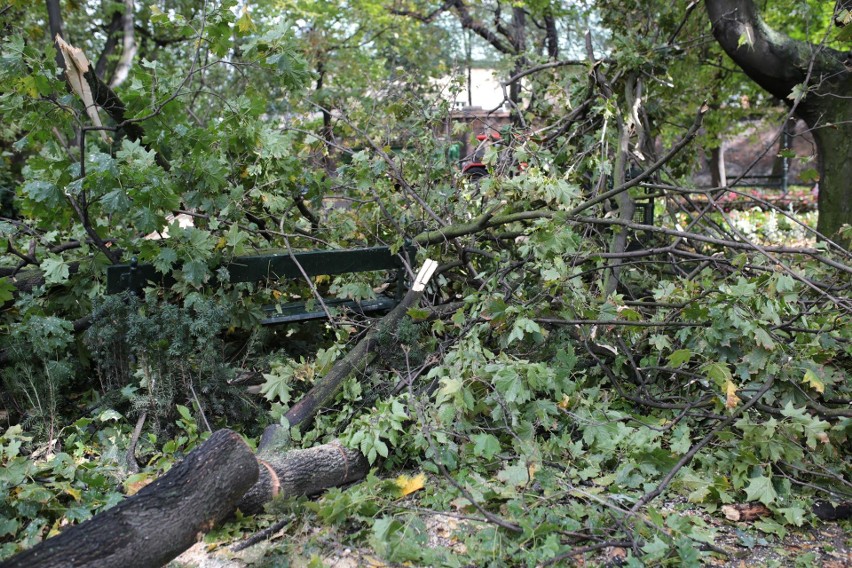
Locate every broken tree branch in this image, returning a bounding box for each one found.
[259,260,438,450]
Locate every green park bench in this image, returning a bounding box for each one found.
[105,245,416,325]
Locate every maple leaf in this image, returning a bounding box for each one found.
[802,369,824,394]
[394,473,426,497]
[237,6,256,33]
[744,474,777,505]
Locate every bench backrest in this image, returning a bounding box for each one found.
[106,245,416,295]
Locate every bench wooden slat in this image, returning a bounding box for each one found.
[225,247,410,283]
[260,297,399,325]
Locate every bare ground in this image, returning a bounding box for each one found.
[169,506,850,567]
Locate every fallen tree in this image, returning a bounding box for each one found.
[0,261,438,568]
[0,431,370,568]
[0,429,257,568]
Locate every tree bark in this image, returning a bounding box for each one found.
[544,11,559,59]
[508,6,526,111]
[709,145,727,188]
[94,11,124,80]
[109,0,137,88]
[45,0,65,71]
[0,430,259,568]
[449,0,515,55]
[237,442,369,515]
[0,432,374,567]
[705,0,852,246]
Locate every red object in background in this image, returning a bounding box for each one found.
[462,130,511,178]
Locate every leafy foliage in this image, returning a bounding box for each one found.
[1,0,850,566]
[85,293,257,429]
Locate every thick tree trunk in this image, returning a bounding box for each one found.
[109,0,137,89]
[94,11,124,79]
[0,430,259,568]
[544,11,559,59]
[45,0,65,71]
[0,432,373,568]
[509,6,526,121]
[705,0,852,246]
[810,105,852,244]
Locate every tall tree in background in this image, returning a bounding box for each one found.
[706,0,852,245]
[391,0,569,119]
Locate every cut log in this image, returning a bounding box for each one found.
[238,441,370,515]
[0,429,259,568]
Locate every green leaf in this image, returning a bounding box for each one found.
[726,277,756,298]
[224,222,248,254]
[236,7,255,33]
[472,433,501,459]
[177,405,193,421]
[496,462,531,487]
[703,362,732,388]
[451,308,466,327]
[776,506,805,526]
[154,247,178,273]
[780,401,830,448]
[116,139,156,168]
[101,189,131,214]
[787,83,807,103]
[670,424,692,455]
[753,328,776,350]
[260,368,293,404]
[744,474,777,505]
[667,349,691,367]
[507,317,542,344]
[491,366,526,403]
[0,277,15,303]
[182,260,209,286]
[97,409,122,422]
[649,334,672,351]
[800,168,820,183]
[676,537,701,566]
[406,307,430,321]
[436,377,462,403]
[641,535,670,560]
[40,257,70,285]
[753,518,786,538]
[22,180,62,205]
[0,516,19,538]
[775,274,796,293]
[375,439,389,458]
[802,369,824,394]
[679,469,712,503]
[335,281,374,301]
